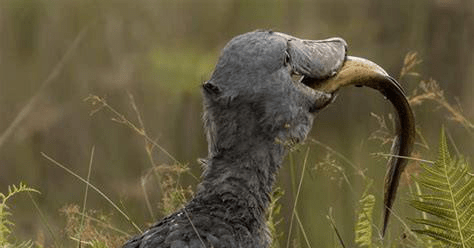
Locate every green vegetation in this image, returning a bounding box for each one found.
[409,129,473,247]
[348,128,473,248]
[266,187,284,248]
[0,183,39,247]
[3,90,474,247]
[0,1,473,247]
[2,49,473,247]
[354,180,375,247]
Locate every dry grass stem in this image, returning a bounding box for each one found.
[309,139,367,179]
[84,95,181,165]
[140,177,156,221]
[61,204,128,247]
[183,208,206,247]
[41,152,142,233]
[62,206,131,237]
[85,94,197,221]
[326,208,346,248]
[27,192,60,247]
[409,79,474,133]
[294,210,311,247]
[371,153,434,164]
[78,146,95,248]
[311,153,355,193]
[369,113,395,146]
[399,51,422,80]
[286,148,310,247]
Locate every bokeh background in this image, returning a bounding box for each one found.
[0,0,473,247]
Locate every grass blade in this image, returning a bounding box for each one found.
[78,145,95,248]
[41,152,142,233]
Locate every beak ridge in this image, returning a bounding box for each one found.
[276,32,347,80]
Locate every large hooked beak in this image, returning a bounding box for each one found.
[276,32,415,235]
[305,56,416,236]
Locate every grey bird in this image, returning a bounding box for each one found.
[123,30,415,247]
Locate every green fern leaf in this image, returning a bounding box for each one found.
[354,194,375,247]
[0,182,39,247]
[410,200,456,221]
[354,179,376,248]
[412,229,463,247]
[414,194,452,204]
[409,128,473,247]
[408,217,455,231]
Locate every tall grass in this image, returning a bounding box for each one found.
[1,51,472,247]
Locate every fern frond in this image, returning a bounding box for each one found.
[409,128,473,247]
[410,200,456,221]
[354,180,375,247]
[14,239,34,248]
[0,182,39,247]
[2,183,39,204]
[408,217,458,231]
[414,194,453,204]
[354,194,375,247]
[412,229,463,247]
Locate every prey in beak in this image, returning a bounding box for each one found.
[123,30,415,247]
[207,30,415,237]
[273,31,415,236]
[306,55,416,236]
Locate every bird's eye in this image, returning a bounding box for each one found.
[284,51,290,65]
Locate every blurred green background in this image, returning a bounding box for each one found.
[0,0,472,247]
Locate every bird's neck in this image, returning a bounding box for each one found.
[193,140,286,220]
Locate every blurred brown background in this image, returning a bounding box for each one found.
[0,0,472,247]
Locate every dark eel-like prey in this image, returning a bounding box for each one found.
[304,56,416,236]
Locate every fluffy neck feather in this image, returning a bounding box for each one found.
[195,140,286,211]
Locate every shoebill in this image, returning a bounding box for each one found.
[124,30,415,247]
